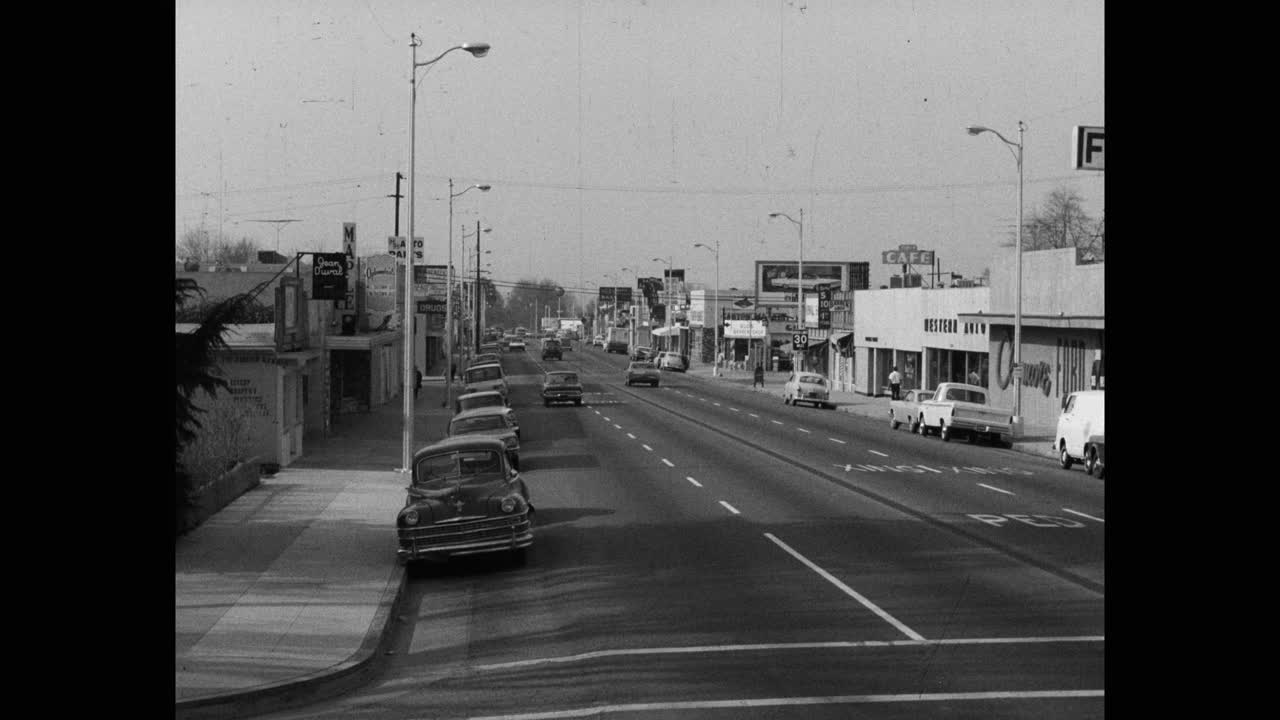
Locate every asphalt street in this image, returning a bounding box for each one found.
[255,344,1104,720]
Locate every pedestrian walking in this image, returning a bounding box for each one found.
[967,368,981,386]
[888,366,902,400]
[414,367,423,400]
[753,362,765,389]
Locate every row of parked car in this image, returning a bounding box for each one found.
[397,346,592,571]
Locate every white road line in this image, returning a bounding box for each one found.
[797,428,812,433]
[714,402,722,407]
[868,450,889,457]
[642,444,652,452]
[593,410,600,415]
[613,424,622,430]
[661,458,675,467]
[771,420,784,425]
[917,465,942,473]
[829,438,846,444]
[464,690,1105,719]
[719,501,741,515]
[978,483,1015,495]
[1063,507,1104,523]
[626,433,636,439]
[764,533,924,641]
[473,636,1105,671]
[729,407,740,412]
[749,413,759,418]
[602,416,610,422]
[686,476,702,487]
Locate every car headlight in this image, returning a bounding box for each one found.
[403,509,420,526]
[500,496,519,513]
[505,437,518,448]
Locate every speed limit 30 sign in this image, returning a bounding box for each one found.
[792,332,809,349]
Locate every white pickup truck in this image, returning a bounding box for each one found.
[918,382,1013,446]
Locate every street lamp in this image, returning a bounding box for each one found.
[403,34,489,472]
[967,121,1025,432]
[768,209,804,371]
[445,181,490,407]
[694,240,720,376]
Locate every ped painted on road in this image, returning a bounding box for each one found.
[835,463,1033,476]
[968,514,1089,528]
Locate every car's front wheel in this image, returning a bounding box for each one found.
[1085,446,1098,476]
[1059,443,1073,469]
[940,422,950,442]
[890,412,900,430]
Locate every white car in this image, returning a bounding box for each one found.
[783,372,832,409]
[1055,390,1104,474]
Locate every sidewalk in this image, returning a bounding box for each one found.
[175,379,456,719]
[683,364,1057,461]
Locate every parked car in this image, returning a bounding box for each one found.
[447,406,521,469]
[919,382,1012,445]
[462,362,508,402]
[656,351,689,372]
[478,343,502,356]
[541,338,563,360]
[396,436,532,568]
[1055,390,1105,473]
[1084,435,1105,478]
[541,370,584,407]
[469,353,501,368]
[455,390,520,437]
[630,346,654,361]
[783,371,832,409]
[625,361,660,387]
[889,389,934,432]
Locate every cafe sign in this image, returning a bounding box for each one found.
[882,244,935,265]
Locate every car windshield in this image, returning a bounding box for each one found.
[630,362,654,370]
[800,375,826,385]
[466,366,503,383]
[944,388,986,403]
[459,395,503,411]
[547,373,579,384]
[918,391,934,401]
[450,416,510,434]
[414,450,504,488]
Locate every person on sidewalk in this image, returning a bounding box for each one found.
[753,362,765,389]
[414,366,423,399]
[888,367,902,400]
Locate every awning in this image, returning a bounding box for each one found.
[651,326,673,337]
[828,330,852,345]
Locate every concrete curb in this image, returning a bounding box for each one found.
[175,563,409,720]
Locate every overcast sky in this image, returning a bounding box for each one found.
[175,0,1103,297]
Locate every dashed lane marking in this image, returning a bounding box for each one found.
[797,428,812,433]
[829,438,846,444]
[661,458,675,467]
[719,501,741,515]
[613,424,622,430]
[730,407,740,412]
[1063,508,1104,523]
[714,402,722,407]
[765,533,925,641]
[749,413,759,418]
[686,477,702,487]
[868,450,888,457]
[978,483,1015,495]
[642,444,653,452]
[627,433,636,439]
[771,420,784,425]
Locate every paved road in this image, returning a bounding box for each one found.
[256,344,1104,720]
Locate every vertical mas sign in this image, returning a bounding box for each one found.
[339,223,358,334]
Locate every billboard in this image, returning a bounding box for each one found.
[756,261,848,304]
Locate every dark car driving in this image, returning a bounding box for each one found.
[541,370,583,406]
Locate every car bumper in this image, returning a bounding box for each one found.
[397,513,532,561]
[950,418,1012,437]
[542,392,583,403]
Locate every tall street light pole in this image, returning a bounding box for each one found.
[694,240,719,376]
[403,35,489,473]
[967,121,1024,432]
[445,180,490,407]
[768,209,803,371]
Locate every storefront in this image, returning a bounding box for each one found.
[851,286,990,396]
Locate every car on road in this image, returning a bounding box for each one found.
[462,362,508,402]
[592,335,604,347]
[889,389,934,432]
[447,406,522,470]
[782,371,832,408]
[919,382,1012,445]
[625,361,660,387]
[541,338,563,360]
[630,346,655,361]
[478,343,502,356]
[656,351,689,372]
[1055,390,1105,474]
[455,390,520,437]
[541,370,584,406]
[507,336,527,352]
[396,436,532,568]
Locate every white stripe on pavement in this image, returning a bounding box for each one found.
[626,433,636,439]
[917,465,941,473]
[686,477,702,488]
[829,438,846,444]
[462,691,1106,720]
[978,483,1015,495]
[719,501,741,515]
[1063,508,1104,523]
[868,450,888,457]
[772,420,784,425]
[613,424,622,429]
[797,428,811,433]
[749,413,760,418]
[764,533,924,641]
[661,458,675,467]
[642,444,652,451]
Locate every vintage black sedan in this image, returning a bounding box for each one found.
[448,406,521,469]
[541,370,583,406]
[625,360,660,387]
[396,436,533,568]
[455,390,520,437]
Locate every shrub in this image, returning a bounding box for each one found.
[178,390,254,495]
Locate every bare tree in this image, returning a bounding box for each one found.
[177,228,213,263]
[1018,186,1099,251]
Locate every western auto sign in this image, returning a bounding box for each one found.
[882,246,935,265]
[1073,126,1104,171]
[311,252,348,301]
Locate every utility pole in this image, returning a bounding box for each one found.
[474,220,482,353]
[387,172,404,236]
